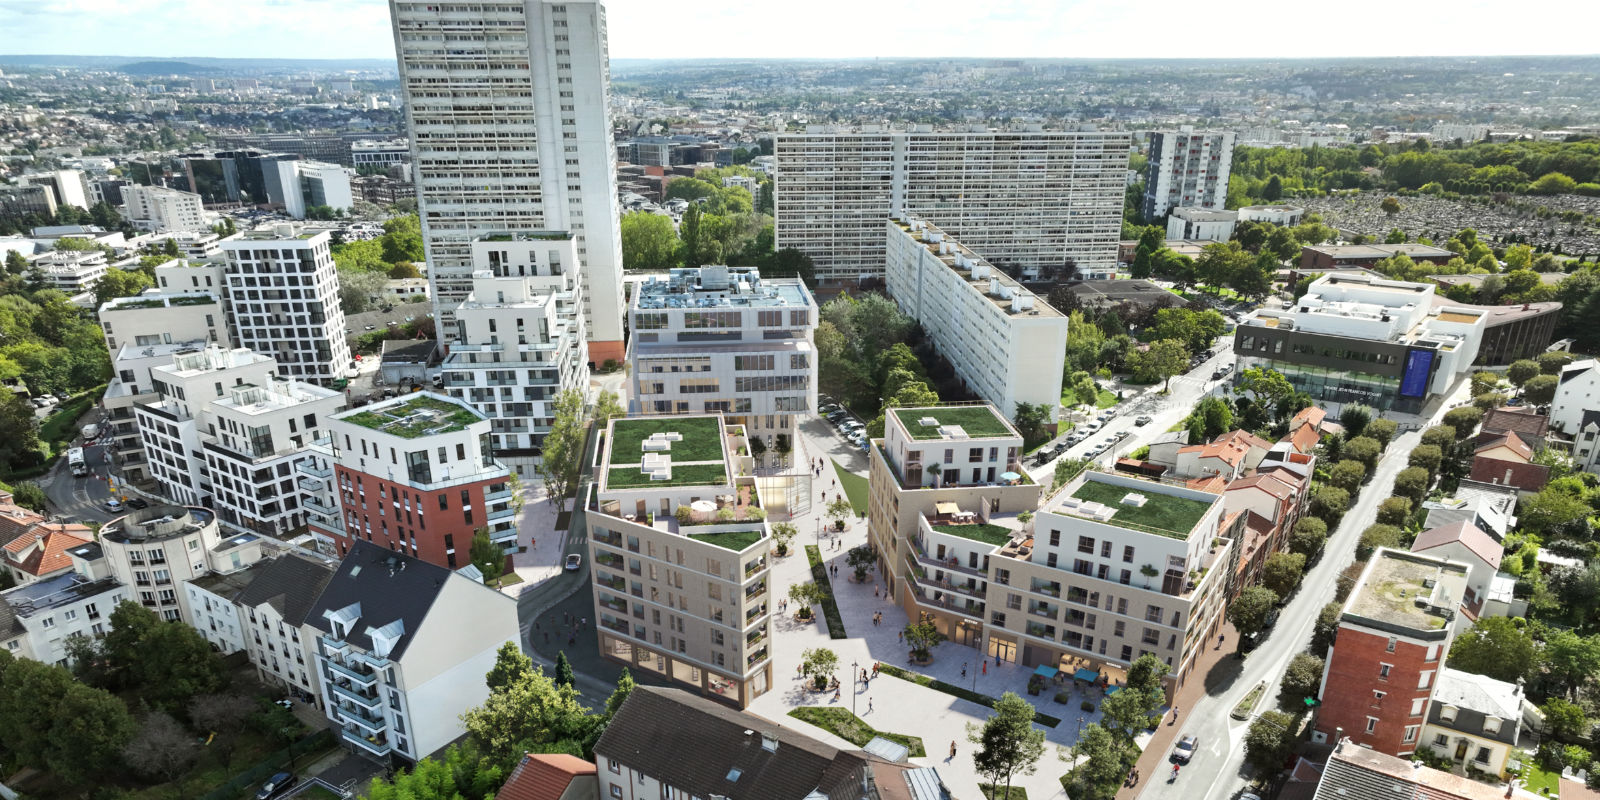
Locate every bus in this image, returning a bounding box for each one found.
[67,447,88,477]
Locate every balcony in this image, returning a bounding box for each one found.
[594,551,623,569]
[335,703,387,733]
[324,658,377,687]
[911,540,989,581]
[746,629,767,648]
[743,558,768,579]
[1026,622,1057,640]
[329,681,381,708]
[303,496,339,516]
[598,595,628,613]
[599,616,629,635]
[744,603,767,623]
[747,647,770,668]
[594,572,625,591]
[484,487,513,502]
[341,727,391,756]
[743,581,767,602]
[295,461,333,479]
[486,505,516,522]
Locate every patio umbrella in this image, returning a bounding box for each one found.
[1001,471,1021,481]
[690,500,717,514]
[1073,668,1100,683]
[1033,664,1059,678]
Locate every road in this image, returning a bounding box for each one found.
[1137,373,1475,800]
[36,407,120,524]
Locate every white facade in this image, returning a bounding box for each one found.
[295,161,354,218]
[1431,123,1491,143]
[775,127,1131,283]
[122,185,207,232]
[1165,207,1237,242]
[99,292,229,353]
[21,169,90,210]
[629,266,817,442]
[221,224,353,386]
[351,139,412,170]
[1142,129,1236,219]
[439,234,590,464]
[155,259,228,295]
[184,575,251,654]
[28,249,108,293]
[97,505,241,623]
[720,174,762,208]
[390,0,626,355]
[1237,205,1305,227]
[885,217,1067,421]
[1551,359,1600,475]
[0,567,126,665]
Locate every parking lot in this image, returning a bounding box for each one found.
[817,396,872,453]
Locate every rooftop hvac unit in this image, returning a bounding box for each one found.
[989,278,1001,296]
[1012,295,1034,312]
[971,265,990,280]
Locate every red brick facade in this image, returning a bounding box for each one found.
[1315,625,1442,755]
[316,465,500,570]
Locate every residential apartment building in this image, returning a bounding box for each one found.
[390,0,626,362]
[1234,273,1487,413]
[1142,129,1235,220]
[121,184,207,232]
[99,291,229,353]
[774,126,1130,284]
[1165,207,1237,242]
[585,415,773,708]
[307,541,520,763]
[438,233,591,466]
[97,504,266,623]
[221,224,353,386]
[28,249,108,294]
[1312,737,1506,800]
[307,392,517,566]
[886,217,1067,421]
[720,174,762,208]
[628,265,818,443]
[0,545,125,665]
[103,340,213,485]
[1312,548,1470,754]
[185,568,257,654]
[1550,359,1600,475]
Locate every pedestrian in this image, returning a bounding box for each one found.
[982,661,987,676]
[868,696,873,713]
[874,587,879,598]
[961,662,967,679]
[949,741,956,759]
[898,630,904,643]
[873,662,879,676]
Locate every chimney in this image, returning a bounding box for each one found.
[761,732,778,752]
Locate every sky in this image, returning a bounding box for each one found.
[0,0,1596,62]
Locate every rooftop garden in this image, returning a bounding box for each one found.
[169,295,218,306]
[687,530,763,552]
[339,395,481,438]
[1067,479,1213,539]
[109,298,167,310]
[893,406,1015,440]
[606,463,728,489]
[609,416,725,463]
[931,523,1014,546]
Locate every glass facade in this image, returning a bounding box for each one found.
[1237,356,1423,414]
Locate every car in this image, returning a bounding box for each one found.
[1507,397,1525,406]
[386,321,398,327]
[363,325,376,331]
[104,498,124,513]
[1135,415,1153,426]
[345,328,353,335]
[255,772,297,800]
[1088,444,1109,457]
[1081,422,1101,434]
[1172,735,1198,763]
[125,498,149,510]
[564,554,582,571]
[841,422,864,434]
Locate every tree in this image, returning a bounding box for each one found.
[968,692,1047,800]
[1063,723,1132,800]
[188,693,254,767]
[1524,374,1560,405]
[1529,172,1578,195]
[1541,631,1600,702]
[122,711,198,780]
[92,268,153,307]
[1338,404,1373,437]
[1448,617,1539,684]
[536,389,586,513]
[380,215,425,263]
[1364,418,1398,449]
[825,495,855,529]
[134,616,229,711]
[1245,711,1297,774]
[1536,351,1575,375]
[1407,444,1444,476]
[1541,698,1588,743]
[1393,466,1431,503]
[593,389,624,424]
[1420,425,1457,452]
[800,647,838,690]
[1289,518,1328,558]
[1185,397,1234,443]
[1380,196,1402,216]
[1469,371,1501,397]
[554,651,575,689]
[462,663,592,768]
[337,266,388,314]
[788,582,825,619]
[840,545,879,583]
[1358,524,1403,560]
[1442,406,1483,439]
[1507,359,1541,387]
[1129,339,1189,391]
[469,528,507,586]
[487,641,534,695]
[619,211,680,270]
[366,745,509,800]
[388,260,422,279]
[1376,497,1412,527]
[904,619,945,661]
[1012,402,1050,451]
[770,522,797,557]
[0,653,136,785]
[1520,484,1595,535]
[7,481,46,511]
[1280,653,1325,707]
[1327,460,1366,492]
[1262,552,1307,598]
[1233,367,1294,411]
[1228,587,1279,655]
[1309,485,1350,526]
[1311,602,1341,656]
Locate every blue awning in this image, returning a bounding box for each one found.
[1074,668,1100,683]
[1033,664,1059,678]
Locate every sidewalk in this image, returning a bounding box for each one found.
[1115,618,1241,800]
[503,479,573,594]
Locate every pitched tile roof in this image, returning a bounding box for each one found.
[1286,424,1322,454]
[0,502,46,545]
[1409,520,1503,571]
[1179,430,1269,468]
[1473,434,1533,462]
[497,753,595,800]
[1228,472,1295,500]
[1468,456,1550,493]
[1186,475,1228,493]
[303,540,469,662]
[1480,407,1547,440]
[1313,738,1507,800]
[1290,406,1327,430]
[2,526,92,577]
[594,686,871,800]
[233,553,337,626]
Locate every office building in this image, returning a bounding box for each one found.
[121,185,207,233]
[1234,273,1487,413]
[307,392,517,566]
[438,233,591,466]
[0,184,57,220]
[886,216,1067,420]
[1165,207,1237,242]
[629,265,817,443]
[1142,129,1235,220]
[1417,295,1561,366]
[585,415,773,707]
[307,541,520,763]
[1237,204,1304,227]
[390,0,626,362]
[214,132,398,167]
[273,161,355,219]
[21,169,91,210]
[27,249,109,294]
[351,139,413,171]
[1312,548,1469,753]
[221,224,353,386]
[96,504,267,623]
[774,126,1130,285]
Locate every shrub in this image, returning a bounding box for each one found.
[1365,418,1398,448]
[1393,466,1431,503]
[1359,524,1404,559]
[1328,460,1367,492]
[1343,436,1383,472]
[1407,445,1443,476]
[1377,497,1413,526]
[1080,701,1095,713]
[1054,691,1070,703]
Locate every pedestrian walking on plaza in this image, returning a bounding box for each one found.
[898,630,904,643]
[982,661,987,676]
[868,697,873,713]
[949,741,956,760]
[961,663,967,679]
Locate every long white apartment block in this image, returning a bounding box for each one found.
[629,266,817,445]
[122,184,207,232]
[28,248,108,293]
[390,0,626,361]
[99,291,229,353]
[886,216,1067,421]
[774,126,1131,284]
[438,232,590,468]
[221,224,353,386]
[1142,128,1236,220]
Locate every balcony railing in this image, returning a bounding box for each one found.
[1026,622,1057,639]
[336,703,386,733]
[341,727,391,756]
[594,573,625,591]
[599,616,629,635]
[324,658,377,687]
[747,647,770,668]
[484,488,513,502]
[598,596,628,613]
[486,506,516,522]
[329,681,381,708]
[912,541,988,580]
[295,460,333,479]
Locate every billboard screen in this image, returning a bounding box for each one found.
[1400,349,1435,398]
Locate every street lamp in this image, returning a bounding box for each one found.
[851,660,859,717]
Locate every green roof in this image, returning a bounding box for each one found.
[1066,478,1213,539]
[606,463,728,489]
[339,395,482,439]
[931,523,1013,546]
[893,406,1015,440]
[687,530,764,551]
[609,416,726,464]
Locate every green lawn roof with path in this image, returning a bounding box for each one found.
[339,395,482,438]
[609,416,726,463]
[606,463,728,489]
[1066,478,1213,539]
[893,406,1015,440]
[930,523,1014,546]
[687,530,764,551]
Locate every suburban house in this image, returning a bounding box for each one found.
[496,753,598,800]
[1467,436,1549,495]
[1407,521,1504,622]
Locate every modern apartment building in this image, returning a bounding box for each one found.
[21,169,91,210]
[389,0,626,362]
[97,504,267,623]
[1234,273,1487,413]
[1312,548,1469,754]
[774,126,1130,284]
[99,291,229,353]
[307,540,520,763]
[0,551,126,665]
[438,233,591,466]
[121,184,207,232]
[886,216,1067,420]
[28,249,108,294]
[104,341,211,485]
[1549,359,1600,475]
[351,139,412,171]
[220,224,353,386]
[1165,207,1237,242]
[1141,129,1235,220]
[629,266,818,444]
[585,415,773,708]
[307,392,517,566]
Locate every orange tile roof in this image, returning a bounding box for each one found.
[3,526,92,577]
[1474,434,1533,462]
[1291,406,1327,429]
[1186,475,1228,493]
[497,753,595,800]
[1228,473,1295,500]
[1286,424,1321,454]
[0,502,46,544]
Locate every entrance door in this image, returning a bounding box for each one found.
[954,621,980,647]
[987,637,1016,664]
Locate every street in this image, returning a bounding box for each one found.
[37,418,119,525]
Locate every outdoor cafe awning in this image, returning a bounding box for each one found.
[1033,665,1059,678]
[935,501,960,516]
[1073,668,1100,683]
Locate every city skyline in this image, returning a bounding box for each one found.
[0,0,1596,63]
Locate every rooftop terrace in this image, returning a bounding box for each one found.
[338,394,482,439]
[1345,549,1469,632]
[604,416,731,489]
[1053,475,1214,539]
[892,406,1016,441]
[632,265,813,311]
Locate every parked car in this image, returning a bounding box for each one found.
[255,772,297,800]
[125,498,149,510]
[104,498,124,513]
[564,554,583,571]
[363,325,376,331]
[1135,415,1153,426]
[1172,735,1198,763]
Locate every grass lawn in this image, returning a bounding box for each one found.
[804,546,848,639]
[1095,388,1117,408]
[607,463,727,488]
[787,706,927,756]
[609,416,725,462]
[494,571,525,588]
[892,406,1014,439]
[688,530,764,551]
[340,394,480,438]
[978,785,1030,800]
[1067,477,1212,538]
[832,460,869,515]
[931,523,1013,546]
[1518,757,1559,796]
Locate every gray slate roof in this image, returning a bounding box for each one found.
[302,540,455,662]
[233,553,337,625]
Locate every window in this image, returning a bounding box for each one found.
[1386,637,1396,653]
[1410,697,1426,716]
[1483,716,1501,734]
[1378,663,1392,679]
[1418,670,1433,690]
[1365,717,1378,734]
[1077,536,1094,554]
[1403,725,1419,744]
[1440,705,1457,722]
[1434,733,1449,747]
[609,787,623,799]
[1474,747,1491,764]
